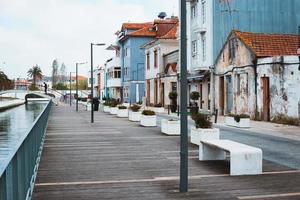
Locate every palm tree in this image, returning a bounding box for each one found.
[27,65,43,88]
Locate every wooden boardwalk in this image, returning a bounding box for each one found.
[32,104,300,200]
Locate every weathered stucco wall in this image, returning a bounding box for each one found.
[214,35,256,117]
[257,56,300,120]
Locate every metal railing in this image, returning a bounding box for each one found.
[0,100,52,200]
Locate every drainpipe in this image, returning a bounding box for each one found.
[253,59,258,119]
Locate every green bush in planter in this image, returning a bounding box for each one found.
[190,91,200,101]
[142,110,156,116]
[110,101,118,107]
[118,105,127,110]
[168,91,178,101]
[154,103,162,108]
[234,114,250,123]
[192,113,212,129]
[103,101,111,106]
[130,104,141,112]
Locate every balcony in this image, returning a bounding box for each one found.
[107,78,122,88]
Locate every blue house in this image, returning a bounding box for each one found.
[187,0,300,112]
[117,23,155,103]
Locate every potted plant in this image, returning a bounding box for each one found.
[117,105,128,118]
[161,119,180,135]
[190,113,219,145]
[140,110,156,127]
[153,103,164,113]
[225,113,250,128]
[190,91,200,115]
[129,104,142,122]
[109,100,118,115]
[103,101,111,113]
[168,91,178,113]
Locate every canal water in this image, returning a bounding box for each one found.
[0,102,48,168]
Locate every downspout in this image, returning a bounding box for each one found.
[252,58,258,119]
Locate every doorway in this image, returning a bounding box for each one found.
[261,77,270,121]
[226,75,232,113]
[161,82,165,106]
[219,76,225,115]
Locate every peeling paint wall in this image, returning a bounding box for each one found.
[214,34,256,117]
[257,56,300,120]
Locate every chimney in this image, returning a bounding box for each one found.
[158,12,167,19]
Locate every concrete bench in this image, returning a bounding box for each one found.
[199,139,262,176]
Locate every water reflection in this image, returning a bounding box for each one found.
[0,102,47,137]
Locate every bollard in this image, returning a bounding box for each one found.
[168,105,170,115]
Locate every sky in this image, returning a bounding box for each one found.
[0,0,178,79]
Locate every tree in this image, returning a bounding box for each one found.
[52,59,59,85]
[60,63,67,83]
[27,65,42,88]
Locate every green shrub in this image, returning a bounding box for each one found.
[271,114,299,126]
[52,83,68,90]
[103,101,111,106]
[227,113,250,122]
[28,84,39,91]
[168,91,178,100]
[192,113,212,129]
[110,100,118,107]
[190,91,200,101]
[130,104,141,112]
[154,103,162,107]
[142,110,156,116]
[118,105,127,109]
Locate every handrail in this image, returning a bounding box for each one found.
[0,100,52,200]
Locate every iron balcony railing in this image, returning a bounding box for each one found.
[0,100,52,200]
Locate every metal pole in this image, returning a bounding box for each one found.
[91,43,94,123]
[180,0,188,193]
[76,63,79,111]
[70,72,72,106]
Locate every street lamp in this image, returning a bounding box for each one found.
[180,0,188,193]
[76,62,88,111]
[91,43,106,123]
[69,72,76,106]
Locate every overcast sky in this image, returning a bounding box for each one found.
[0,0,178,79]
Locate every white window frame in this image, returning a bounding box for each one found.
[201,0,206,24]
[192,40,198,55]
[201,33,206,61]
[191,4,197,19]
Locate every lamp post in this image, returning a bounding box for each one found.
[76,62,87,111]
[180,0,188,193]
[91,43,105,123]
[69,72,72,106]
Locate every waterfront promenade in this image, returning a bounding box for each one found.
[32,104,300,199]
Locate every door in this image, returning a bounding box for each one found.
[226,75,232,113]
[154,79,158,104]
[219,76,225,115]
[261,77,270,121]
[199,84,203,109]
[146,80,150,106]
[161,82,165,106]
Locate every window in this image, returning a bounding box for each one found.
[201,33,206,61]
[125,48,129,57]
[192,40,197,55]
[171,82,177,92]
[154,49,158,68]
[208,82,210,110]
[124,67,128,76]
[191,5,197,19]
[229,38,236,62]
[201,0,206,24]
[236,74,241,95]
[146,52,150,69]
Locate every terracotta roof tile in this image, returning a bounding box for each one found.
[234,30,299,57]
[158,24,178,39]
[127,25,156,37]
[122,22,152,30]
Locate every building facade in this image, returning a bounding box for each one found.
[187,0,300,112]
[117,22,156,103]
[214,30,300,122]
[143,17,179,107]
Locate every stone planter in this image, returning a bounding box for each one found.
[225,116,250,128]
[110,107,118,115]
[117,109,128,118]
[161,119,180,135]
[140,115,157,127]
[86,103,91,111]
[153,107,164,113]
[103,106,110,113]
[190,126,220,145]
[123,103,130,107]
[129,111,142,122]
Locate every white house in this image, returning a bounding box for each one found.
[214,30,300,123]
[143,17,179,107]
